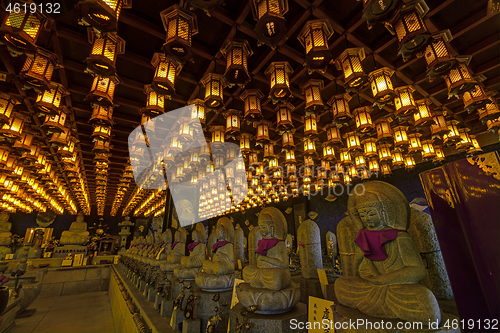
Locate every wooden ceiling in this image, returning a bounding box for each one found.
[0,0,499,215]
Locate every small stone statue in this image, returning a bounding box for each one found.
[158,229,173,261]
[161,228,187,272]
[234,224,245,269]
[207,225,217,258]
[334,181,441,324]
[0,213,12,259]
[237,207,300,314]
[326,231,337,259]
[60,213,89,245]
[248,225,262,266]
[297,218,323,279]
[175,223,206,280]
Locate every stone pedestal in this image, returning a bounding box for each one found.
[0,297,22,333]
[194,287,232,333]
[139,280,146,293]
[147,288,157,302]
[228,302,307,333]
[182,318,201,333]
[291,276,323,304]
[143,284,152,297]
[171,309,185,332]
[154,293,166,310]
[161,299,174,318]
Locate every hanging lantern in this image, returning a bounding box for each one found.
[363,138,378,158]
[41,108,68,134]
[201,73,226,109]
[282,130,294,148]
[93,138,111,154]
[285,150,295,163]
[160,4,198,63]
[298,19,334,73]
[19,48,60,91]
[221,40,253,87]
[77,0,130,32]
[403,155,416,170]
[442,61,477,98]
[434,146,445,163]
[393,86,416,117]
[388,0,431,61]
[379,162,392,176]
[334,48,368,90]
[322,143,335,160]
[0,146,10,166]
[375,118,393,143]
[89,105,114,125]
[361,0,400,30]
[413,99,434,126]
[392,126,409,147]
[424,30,457,81]
[186,99,205,126]
[0,112,29,139]
[0,93,19,125]
[368,158,379,173]
[345,131,362,152]
[408,132,422,153]
[303,138,316,155]
[256,119,271,142]
[239,133,252,153]
[392,151,404,167]
[468,135,483,155]
[248,151,259,165]
[462,84,491,112]
[34,83,69,116]
[443,120,460,146]
[456,128,473,151]
[151,53,181,96]
[0,1,48,54]
[250,0,289,49]
[91,124,112,140]
[300,79,324,111]
[324,124,342,146]
[85,31,125,77]
[368,67,396,103]
[210,125,225,150]
[87,75,119,107]
[265,61,293,104]
[421,140,436,160]
[263,143,275,158]
[430,110,449,139]
[276,102,294,130]
[59,137,78,157]
[223,109,241,134]
[13,131,33,152]
[354,154,366,169]
[141,85,165,116]
[178,118,193,141]
[303,113,318,137]
[327,93,352,124]
[339,148,352,166]
[240,89,264,120]
[352,106,374,133]
[49,127,70,146]
[478,100,500,122]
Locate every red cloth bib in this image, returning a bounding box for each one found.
[354,229,407,261]
[256,239,283,256]
[212,241,232,253]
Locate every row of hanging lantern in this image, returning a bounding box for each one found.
[122,187,146,217]
[110,163,134,216]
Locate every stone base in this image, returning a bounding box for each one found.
[291,276,323,304]
[236,282,301,314]
[174,266,202,280]
[143,284,152,297]
[161,299,174,318]
[332,304,461,333]
[171,309,185,332]
[182,318,201,333]
[195,271,240,292]
[147,288,157,302]
[154,293,166,310]
[194,287,232,332]
[0,297,22,333]
[139,280,146,293]
[228,302,307,333]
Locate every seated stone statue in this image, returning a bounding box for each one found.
[196,217,239,292]
[174,224,206,280]
[158,229,172,261]
[161,228,186,272]
[237,207,300,314]
[60,213,89,245]
[0,212,12,259]
[334,181,441,325]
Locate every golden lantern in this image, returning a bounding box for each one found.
[430,110,449,138]
[303,113,318,137]
[301,79,324,111]
[93,138,111,153]
[322,143,335,160]
[221,40,253,87]
[85,31,125,77]
[13,131,33,152]
[393,86,416,116]
[298,19,334,73]
[442,61,477,98]
[348,165,358,179]
[354,154,366,169]
[89,105,114,126]
[0,146,10,166]
[19,48,60,91]
[186,99,205,126]
[34,83,68,116]
[91,124,112,140]
[339,148,352,166]
[76,0,130,32]
[210,125,225,149]
[268,157,279,170]
[327,93,352,124]
[250,0,289,49]
[285,150,296,163]
[421,140,436,160]
[303,138,316,155]
[368,158,379,173]
[456,128,473,151]
[443,120,460,146]
[0,93,19,125]
[434,146,445,162]
[223,109,242,134]
[248,151,259,165]
[21,144,41,161]
[263,143,275,158]
[378,143,392,162]
[408,132,422,153]
[380,163,392,176]
[160,4,198,63]
[388,0,431,61]
[178,118,193,141]
[41,108,68,134]
[424,30,457,81]
[58,137,78,157]
[201,73,226,109]
[282,130,294,148]
[304,155,314,167]
[151,53,181,96]
[0,1,48,54]
[240,133,252,153]
[345,131,362,152]
[87,75,119,107]
[462,84,490,112]
[142,85,165,116]
[368,67,396,103]
[325,124,342,146]
[392,150,404,167]
[403,155,416,170]
[334,48,368,89]
[276,102,294,130]
[375,118,393,143]
[468,135,482,155]
[256,119,271,142]
[334,163,344,175]
[477,100,500,122]
[392,126,409,147]
[413,99,434,126]
[363,138,378,158]
[0,112,28,138]
[265,62,292,104]
[344,173,352,184]
[352,106,374,133]
[240,89,264,120]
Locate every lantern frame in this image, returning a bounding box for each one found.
[421,140,436,160]
[265,61,292,104]
[160,4,198,63]
[327,93,352,124]
[151,53,181,96]
[352,106,374,133]
[41,107,69,134]
[84,30,125,77]
[462,84,491,112]
[275,102,294,131]
[19,48,61,91]
[76,0,131,33]
[392,125,409,148]
[322,143,335,161]
[223,109,242,134]
[34,83,69,116]
[256,119,271,142]
[430,110,449,139]
[89,105,114,125]
[87,75,119,107]
[297,19,334,73]
[250,0,289,49]
[201,73,227,109]
[240,89,264,120]
[0,112,29,139]
[303,138,316,155]
[188,99,206,125]
[413,99,434,127]
[344,131,362,152]
[375,118,393,143]
[300,79,324,111]
[0,93,19,125]
[424,30,457,81]
[408,132,422,153]
[282,130,294,148]
[239,133,252,153]
[91,124,112,140]
[334,48,368,89]
[12,130,34,152]
[303,113,318,137]
[393,85,416,116]
[442,60,477,98]
[362,138,378,158]
[221,39,253,87]
[368,67,396,103]
[477,100,500,122]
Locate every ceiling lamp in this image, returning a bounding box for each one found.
[160,4,198,63]
[239,133,252,153]
[41,108,68,134]
[223,109,242,134]
[0,112,29,139]
[265,61,292,104]
[325,124,342,146]
[413,99,434,127]
[19,48,60,91]
[0,93,19,125]
[477,100,500,122]
[77,0,131,32]
[375,118,393,143]
[89,105,114,126]
[421,140,436,160]
[368,158,379,173]
[468,135,482,155]
[403,155,416,170]
[443,120,461,146]
[34,83,69,116]
[285,149,295,163]
[322,143,335,161]
[49,127,70,146]
[442,60,477,98]
[368,67,396,104]
[91,124,112,140]
[456,128,473,151]
[408,132,422,153]
[201,73,226,109]
[423,30,457,81]
[298,19,334,74]
[87,75,119,107]
[276,102,294,131]
[361,0,400,29]
[210,125,225,150]
[339,148,352,166]
[429,110,449,139]
[282,130,294,148]
[188,99,206,125]
[93,138,111,154]
[380,163,392,176]
[256,119,271,142]
[85,31,125,77]
[58,137,78,157]
[178,117,193,141]
[221,40,253,87]
[0,146,10,166]
[352,106,374,133]
[240,89,264,120]
[363,138,378,158]
[393,86,416,117]
[327,93,352,124]
[345,131,362,152]
[392,125,409,148]
[300,79,324,112]
[388,0,431,61]
[0,1,48,55]
[13,131,33,152]
[392,150,404,168]
[462,84,492,113]
[334,48,368,90]
[303,113,318,137]
[354,154,366,169]
[303,138,316,155]
[151,53,181,97]
[250,0,289,49]
[263,143,275,158]
[433,146,445,163]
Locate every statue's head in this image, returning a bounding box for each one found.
[192,230,201,242]
[258,213,275,238]
[258,207,287,239]
[76,213,84,223]
[216,217,234,242]
[355,191,390,231]
[174,227,187,243]
[216,223,226,240]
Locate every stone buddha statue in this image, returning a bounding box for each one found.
[237,207,300,314]
[158,229,172,261]
[196,217,239,292]
[161,228,186,272]
[0,212,12,259]
[207,225,217,258]
[174,224,206,280]
[60,213,89,246]
[334,181,441,325]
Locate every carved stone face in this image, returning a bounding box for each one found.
[358,206,384,230]
[258,217,273,238]
[216,224,226,240]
